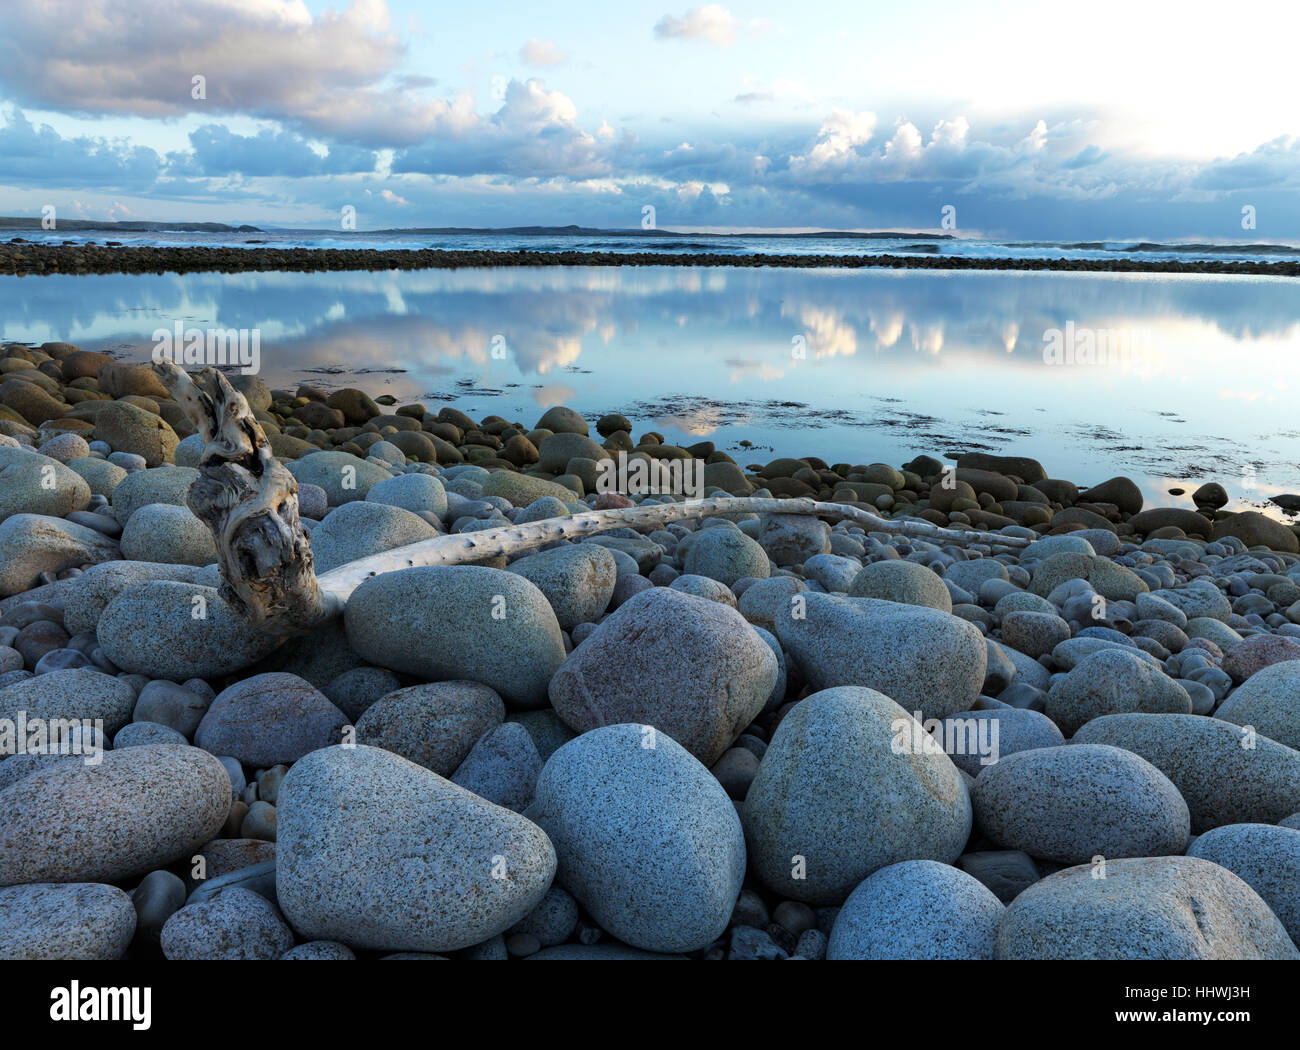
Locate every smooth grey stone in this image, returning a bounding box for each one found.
[828,860,1004,960]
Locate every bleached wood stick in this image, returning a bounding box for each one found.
[152,361,1028,633]
[316,497,1028,604]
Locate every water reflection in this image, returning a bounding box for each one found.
[2,266,1298,511]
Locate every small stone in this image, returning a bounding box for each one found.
[130,869,187,950]
[344,565,565,709]
[281,940,356,960]
[526,723,745,953]
[195,672,348,768]
[997,856,1299,959]
[743,686,971,904]
[1045,648,1192,735]
[1187,823,1300,944]
[0,745,231,884]
[450,722,542,812]
[161,887,295,960]
[276,745,556,953]
[507,886,579,947]
[1072,713,1300,831]
[1216,659,1300,749]
[0,883,136,960]
[828,860,1004,960]
[133,679,211,737]
[849,560,952,611]
[118,503,216,566]
[548,588,777,766]
[357,680,505,777]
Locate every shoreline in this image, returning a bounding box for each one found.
[4,348,1300,963]
[3,242,1300,278]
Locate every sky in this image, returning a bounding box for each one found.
[0,0,1298,239]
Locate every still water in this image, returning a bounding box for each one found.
[2,265,1298,511]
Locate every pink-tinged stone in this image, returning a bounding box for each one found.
[1223,634,1300,684]
[593,492,634,510]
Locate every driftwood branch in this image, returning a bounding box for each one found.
[152,362,1028,633]
[315,497,1028,604]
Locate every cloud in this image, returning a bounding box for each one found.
[176,125,377,178]
[654,5,739,47]
[0,107,162,189]
[733,76,816,106]
[520,39,568,67]
[392,78,609,179]
[788,109,877,175]
[0,0,464,146]
[1193,135,1300,191]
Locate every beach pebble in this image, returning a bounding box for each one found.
[1136,590,1188,627]
[0,513,119,597]
[999,610,1071,659]
[322,665,402,722]
[0,663,133,731]
[1187,823,1300,944]
[938,707,1065,777]
[527,723,744,953]
[996,856,1299,959]
[0,883,136,960]
[0,744,231,884]
[507,543,617,630]
[132,679,211,737]
[97,581,283,680]
[37,432,90,464]
[309,501,439,574]
[357,680,505,776]
[682,527,770,587]
[506,709,576,762]
[450,721,542,812]
[548,587,777,766]
[507,886,579,947]
[1216,660,1300,749]
[195,839,276,877]
[849,560,952,612]
[161,887,295,960]
[95,400,179,467]
[827,860,1004,960]
[801,553,862,593]
[118,503,216,566]
[365,472,448,518]
[195,672,349,768]
[130,869,187,949]
[1044,648,1192,734]
[107,465,198,523]
[0,447,92,524]
[1072,713,1300,831]
[743,686,971,904]
[956,850,1041,903]
[757,513,831,566]
[281,940,356,960]
[61,559,218,635]
[344,565,565,709]
[276,745,555,953]
[972,743,1189,863]
[288,450,392,505]
[114,720,188,749]
[736,576,804,631]
[774,593,986,721]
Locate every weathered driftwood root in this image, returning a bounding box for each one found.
[152,360,339,633]
[153,362,1028,633]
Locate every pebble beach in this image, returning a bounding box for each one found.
[2,343,1300,962]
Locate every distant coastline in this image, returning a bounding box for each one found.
[1,241,1297,277]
